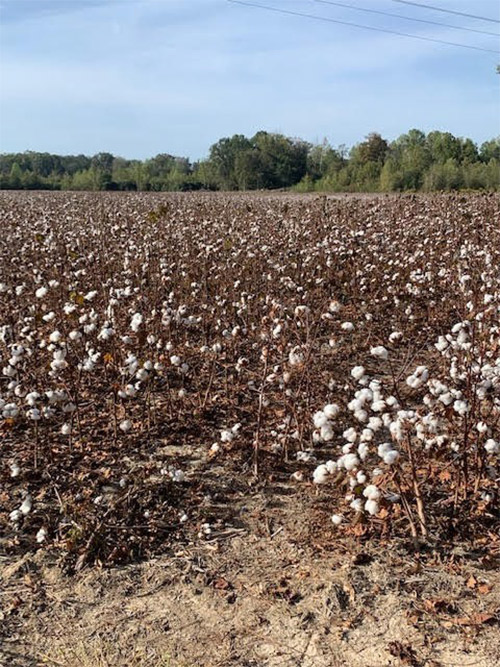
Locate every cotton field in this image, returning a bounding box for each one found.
[1,191,499,567]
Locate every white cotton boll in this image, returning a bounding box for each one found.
[365,499,379,515]
[130,313,143,332]
[320,423,334,442]
[383,450,400,465]
[343,453,359,471]
[476,422,488,434]
[363,484,380,500]
[371,400,386,413]
[361,428,374,442]
[371,346,389,360]
[10,509,22,523]
[313,411,328,428]
[136,368,149,381]
[10,462,21,478]
[323,403,340,419]
[389,331,402,343]
[485,439,499,454]
[350,498,363,512]
[329,300,342,313]
[120,419,132,432]
[351,365,365,380]
[368,416,383,431]
[439,392,453,406]
[435,336,448,352]
[220,429,234,443]
[291,471,304,481]
[386,396,399,409]
[325,460,337,474]
[35,286,48,299]
[357,442,369,460]
[61,423,72,435]
[331,514,343,525]
[171,469,185,483]
[49,330,62,343]
[69,330,82,341]
[84,290,98,301]
[372,467,383,478]
[178,388,186,399]
[343,427,357,443]
[288,346,304,366]
[354,409,368,423]
[36,527,47,543]
[453,400,469,416]
[25,391,40,406]
[170,355,181,366]
[20,495,32,515]
[356,471,367,484]
[27,408,41,421]
[313,464,329,484]
[42,311,56,322]
[341,322,354,332]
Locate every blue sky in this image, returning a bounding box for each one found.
[0,0,499,159]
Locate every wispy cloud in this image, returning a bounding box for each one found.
[0,0,498,157]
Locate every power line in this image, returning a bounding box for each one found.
[313,0,500,37]
[227,0,500,54]
[391,1,500,24]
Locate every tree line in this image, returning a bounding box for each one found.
[1,129,499,192]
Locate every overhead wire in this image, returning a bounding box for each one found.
[313,0,500,37]
[227,0,500,54]
[391,1,500,24]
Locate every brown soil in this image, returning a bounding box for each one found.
[2,484,499,667]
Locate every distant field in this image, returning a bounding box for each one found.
[1,191,499,667]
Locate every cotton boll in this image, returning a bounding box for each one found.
[357,442,369,460]
[320,423,334,442]
[341,322,354,332]
[351,365,365,381]
[383,450,400,465]
[119,419,132,432]
[171,469,185,483]
[325,460,337,474]
[220,429,234,443]
[343,453,359,471]
[356,471,367,484]
[313,464,329,484]
[20,495,32,515]
[313,410,328,428]
[10,462,20,478]
[291,471,304,481]
[10,509,22,523]
[365,499,379,515]
[49,330,62,343]
[323,403,340,419]
[130,313,143,332]
[485,439,499,454]
[35,286,48,299]
[368,417,382,431]
[371,346,389,360]
[354,409,368,422]
[36,527,47,543]
[331,514,343,525]
[61,423,72,435]
[350,498,363,512]
[363,484,380,500]
[389,331,402,343]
